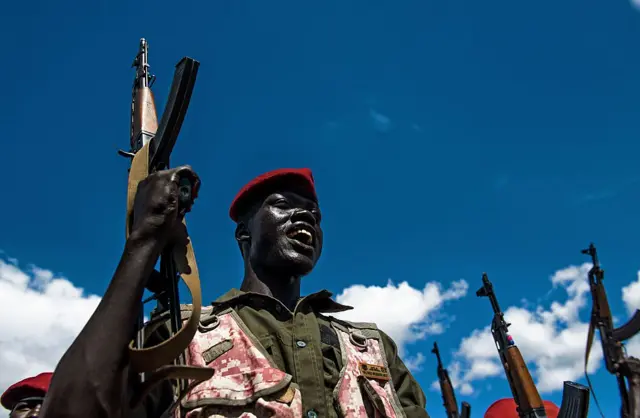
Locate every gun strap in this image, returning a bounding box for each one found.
[584,309,605,418]
[125,142,213,382]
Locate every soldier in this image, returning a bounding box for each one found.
[1,372,52,418]
[41,167,429,418]
[484,398,559,418]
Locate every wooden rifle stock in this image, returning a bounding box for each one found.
[440,378,459,417]
[503,345,544,415]
[130,87,158,153]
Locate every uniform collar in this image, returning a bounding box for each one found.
[212,288,353,314]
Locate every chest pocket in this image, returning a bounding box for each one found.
[259,335,286,372]
[177,308,304,418]
[331,323,406,418]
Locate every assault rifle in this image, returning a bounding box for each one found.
[581,243,640,418]
[432,341,471,418]
[477,273,590,418]
[120,39,213,402]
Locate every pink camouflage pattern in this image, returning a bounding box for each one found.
[179,312,303,418]
[179,388,303,418]
[334,329,398,418]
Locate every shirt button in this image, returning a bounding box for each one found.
[306,410,318,418]
[296,340,307,348]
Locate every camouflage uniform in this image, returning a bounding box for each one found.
[141,288,429,418]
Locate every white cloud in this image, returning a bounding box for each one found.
[369,108,392,133]
[404,352,426,372]
[448,263,605,395]
[622,272,640,316]
[0,253,469,407]
[0,254,473,409]
[0,254,100,411]
[429,360,475,396]
[632,0,640,11]
[333,279,469,356]
[620,273,640,358]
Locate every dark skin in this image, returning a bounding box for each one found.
[39,166,322,418]
[236,190,322,310]
[10,396,44,418]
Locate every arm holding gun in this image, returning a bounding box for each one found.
[581,243,640,418]
[476,274,589,418]
[431,342,471,418]
[40,39,208,418]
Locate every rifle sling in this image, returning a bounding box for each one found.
[125,143,214,384]
[584,307,605,418]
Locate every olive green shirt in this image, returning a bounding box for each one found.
[141,288,429,418]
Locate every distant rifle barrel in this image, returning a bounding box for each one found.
[432,341,470,418]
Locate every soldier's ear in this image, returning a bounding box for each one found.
[235,222,251,245]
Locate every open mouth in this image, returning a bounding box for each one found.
[286,224,315,248]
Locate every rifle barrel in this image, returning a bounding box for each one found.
[432,342,443,367]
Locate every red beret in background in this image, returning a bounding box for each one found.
[484,398,559,418]
[229,168,317,222]
[1,372,53,410]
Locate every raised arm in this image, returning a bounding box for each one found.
[40,166,199,418]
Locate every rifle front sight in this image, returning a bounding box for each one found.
[581,242,599,266]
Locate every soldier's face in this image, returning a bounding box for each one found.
[10,397,43,418]
[248,191,323,277]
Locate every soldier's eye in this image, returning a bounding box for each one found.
[273,199,290,209]
[13,402,34,412]
[12,397,43,412]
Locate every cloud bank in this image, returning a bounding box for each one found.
[8,248,638,408]
[0,251,468,411]
[334,278,469,365]
[0,255,101,411]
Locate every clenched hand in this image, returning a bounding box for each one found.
[130,165,201,248]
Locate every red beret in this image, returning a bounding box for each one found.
[1,372,53,410]
[484,398,559,418]
[229,168,317,222]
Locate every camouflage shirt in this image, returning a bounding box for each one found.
[140,288,429,418]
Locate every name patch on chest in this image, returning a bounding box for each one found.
[202,340,234,364]
[358,362,390,381]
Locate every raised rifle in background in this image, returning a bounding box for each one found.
[120,38,212,405]
[431,341,471,418]
[477,273,590,418]
[581,243,640,418]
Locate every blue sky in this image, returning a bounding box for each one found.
[3,0,640,416]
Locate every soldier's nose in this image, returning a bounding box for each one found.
[291,209,317,226]
[29,405,41,417]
